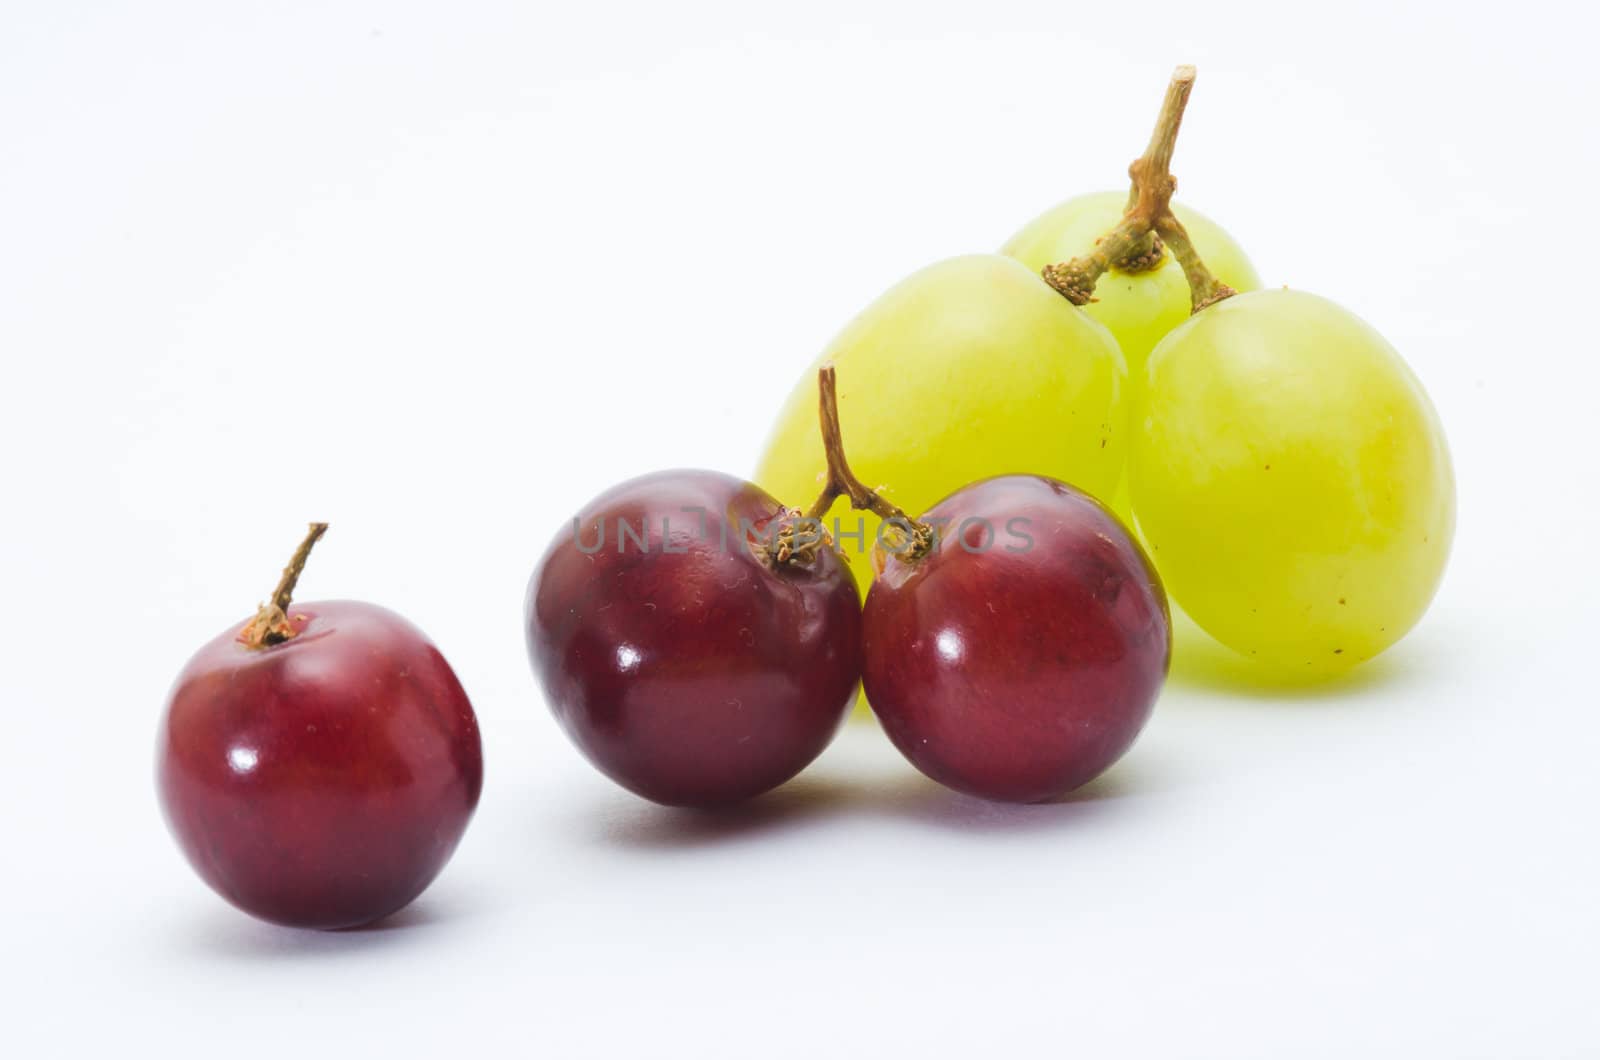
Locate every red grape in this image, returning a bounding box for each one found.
[525,471,861,807]
[158,526,483,929]
[862,476,1169,802]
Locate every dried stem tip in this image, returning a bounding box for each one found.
[239,522,329,649]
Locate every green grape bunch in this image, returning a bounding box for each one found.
[758,64,1454,685]
[1035,65,1454,676]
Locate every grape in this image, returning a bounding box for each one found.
[1003,191,1260,383]
[525,470,861,806]
[157,525,482,929]
[755,253,1126,605]
[863,475,1169,802]
[1128,289,1454,674]
[1003,191,1259,519]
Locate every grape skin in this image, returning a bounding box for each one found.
[1128,289,1455,674]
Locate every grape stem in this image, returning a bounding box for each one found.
[239,522,329,649]
[1041,65,1236,314]
[766,366,933,567]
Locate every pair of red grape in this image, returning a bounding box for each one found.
[527,367,1170,807]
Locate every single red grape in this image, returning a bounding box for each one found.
[525,470,861,807]
[157,526,483,929]
[862,476,1169,803]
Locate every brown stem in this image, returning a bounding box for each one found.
[764,366,932,567]
[1155,212,1237,312]
[808,367,932,555]
[1129,65,1196,214]
[239,522,329,649]
[1111,65,1195,273]
[1041,64,1234,313]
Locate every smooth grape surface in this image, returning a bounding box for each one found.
[526,470,861,807]
[756,254,1126,603]
[863,475,1169,803]
[1129,289,1454,675]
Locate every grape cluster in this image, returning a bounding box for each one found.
[530,63,1453,808]
[758,64,1452,679]
[159,66,1457,933]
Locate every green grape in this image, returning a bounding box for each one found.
[1003,191,1259,519]
[755,253,1126,606]
[1129,289,1454,675]
[1003,191,1260,378]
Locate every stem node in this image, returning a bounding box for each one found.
[1041,64,1234,314]
[763,366,933,567]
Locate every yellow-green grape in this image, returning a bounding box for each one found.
[1129,289,1454,675]
[755,253,1126,606]
[1003,191,1260,379]
[1003,192,1258,518]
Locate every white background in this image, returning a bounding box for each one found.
[3,1,1596,1056]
